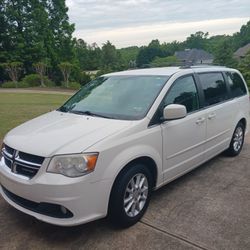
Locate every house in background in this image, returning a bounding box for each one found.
[234,43,250,60]
[175,48,214,65]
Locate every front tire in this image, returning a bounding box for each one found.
[108,164,153,228]
[226,122,245,156]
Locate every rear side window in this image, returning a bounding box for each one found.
[199,73,228,106]
[163,75,199,113]
[226,72,247,97]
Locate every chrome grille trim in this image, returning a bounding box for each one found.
[1,146,45,178]
[15,157,42,167]
[2,149,12,159]
[14,161,40,170]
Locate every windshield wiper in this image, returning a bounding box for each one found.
[69,110,115,119]
[57,106,69,112]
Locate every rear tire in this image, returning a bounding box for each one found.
[225,122,245,156]
[108,164,153,228]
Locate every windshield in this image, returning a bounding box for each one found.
[59,75,169,120]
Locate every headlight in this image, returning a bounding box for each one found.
[47,153,98,177]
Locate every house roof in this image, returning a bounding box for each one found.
[175,48,214,62]
[234,43,250,58]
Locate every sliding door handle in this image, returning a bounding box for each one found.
[208,113,216,120]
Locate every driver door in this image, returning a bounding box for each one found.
[161,75,206,181]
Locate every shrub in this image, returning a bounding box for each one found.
[18,81,29,88]
[62,81,81,90]
[1,81,17,88]
[79,72,91,85]
[45,78,55,87]
[68,82,81,90]
[21,74,55,87]
[150,56,179,67]
[21,74,40,87]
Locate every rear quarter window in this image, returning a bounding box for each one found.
[199,72,229,106]
[225,72,247,98]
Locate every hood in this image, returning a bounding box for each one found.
[4,111,132,157]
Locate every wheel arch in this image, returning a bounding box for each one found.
[107,155,159,214]
[112,156,158,188]
[238,117,247,130]
[232,113,248,137]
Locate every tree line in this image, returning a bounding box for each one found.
[0,0,250,88]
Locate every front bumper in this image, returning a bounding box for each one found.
[0,157,112,226]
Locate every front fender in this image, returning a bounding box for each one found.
[101,144,163,187]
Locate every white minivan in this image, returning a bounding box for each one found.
[0,66,249,227]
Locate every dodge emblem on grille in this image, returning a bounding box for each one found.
[11,150,19,174]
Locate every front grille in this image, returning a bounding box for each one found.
[2,186,73,219]
[1,145,45,178]
[4,157,12,168]
[18,151,44,165]
[5,145,15,155]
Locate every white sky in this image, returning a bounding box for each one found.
[66,0,250,48]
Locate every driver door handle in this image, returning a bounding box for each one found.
[196,117,205,125]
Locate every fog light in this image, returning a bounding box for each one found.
[60,206,67,214]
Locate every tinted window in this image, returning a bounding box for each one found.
[163,75,199,113]
[199,73,228,106]
[226,72,247,97]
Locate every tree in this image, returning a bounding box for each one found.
[0,0,75,83]
[101,41,119,67]
[239,51,250,88]
[58,62,73,87]
[161,41,184,56]
[48,0,75,64]
[148,39,161,48]
[2,62,23,87]
[33,62,49,87]
[232,20,250,50]
[118,46,140,68]
[214,40,238,67]
[206,35,231,54]
[75,39,89,70]
[75,39,102,70]
[136,40,164,67]
[185,31,209,49]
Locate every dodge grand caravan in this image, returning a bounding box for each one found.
[0,66,249,227]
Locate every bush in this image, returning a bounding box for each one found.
[45,78,55,87]
[1,81,17,88]
[62,81,81,90]
[18,81,29,88]
[21,74,40,87]
[21,74,55,87]
[150,56,179,67]
[68,82,81,90]
[95,68,113,77]
[79,72,91,85]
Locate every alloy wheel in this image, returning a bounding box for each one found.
[123,173,149,217]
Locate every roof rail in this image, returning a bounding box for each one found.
[179,65,191,69]
[180,64,227,69]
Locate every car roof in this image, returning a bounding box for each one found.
[104,67,181,76]
[104,65,235,77]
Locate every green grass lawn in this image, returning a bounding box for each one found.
[0,93,70,141]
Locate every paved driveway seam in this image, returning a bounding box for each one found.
[140,220,211,250]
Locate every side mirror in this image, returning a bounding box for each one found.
[163,104,187,121]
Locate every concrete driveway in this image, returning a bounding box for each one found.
[0,135,249,250]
